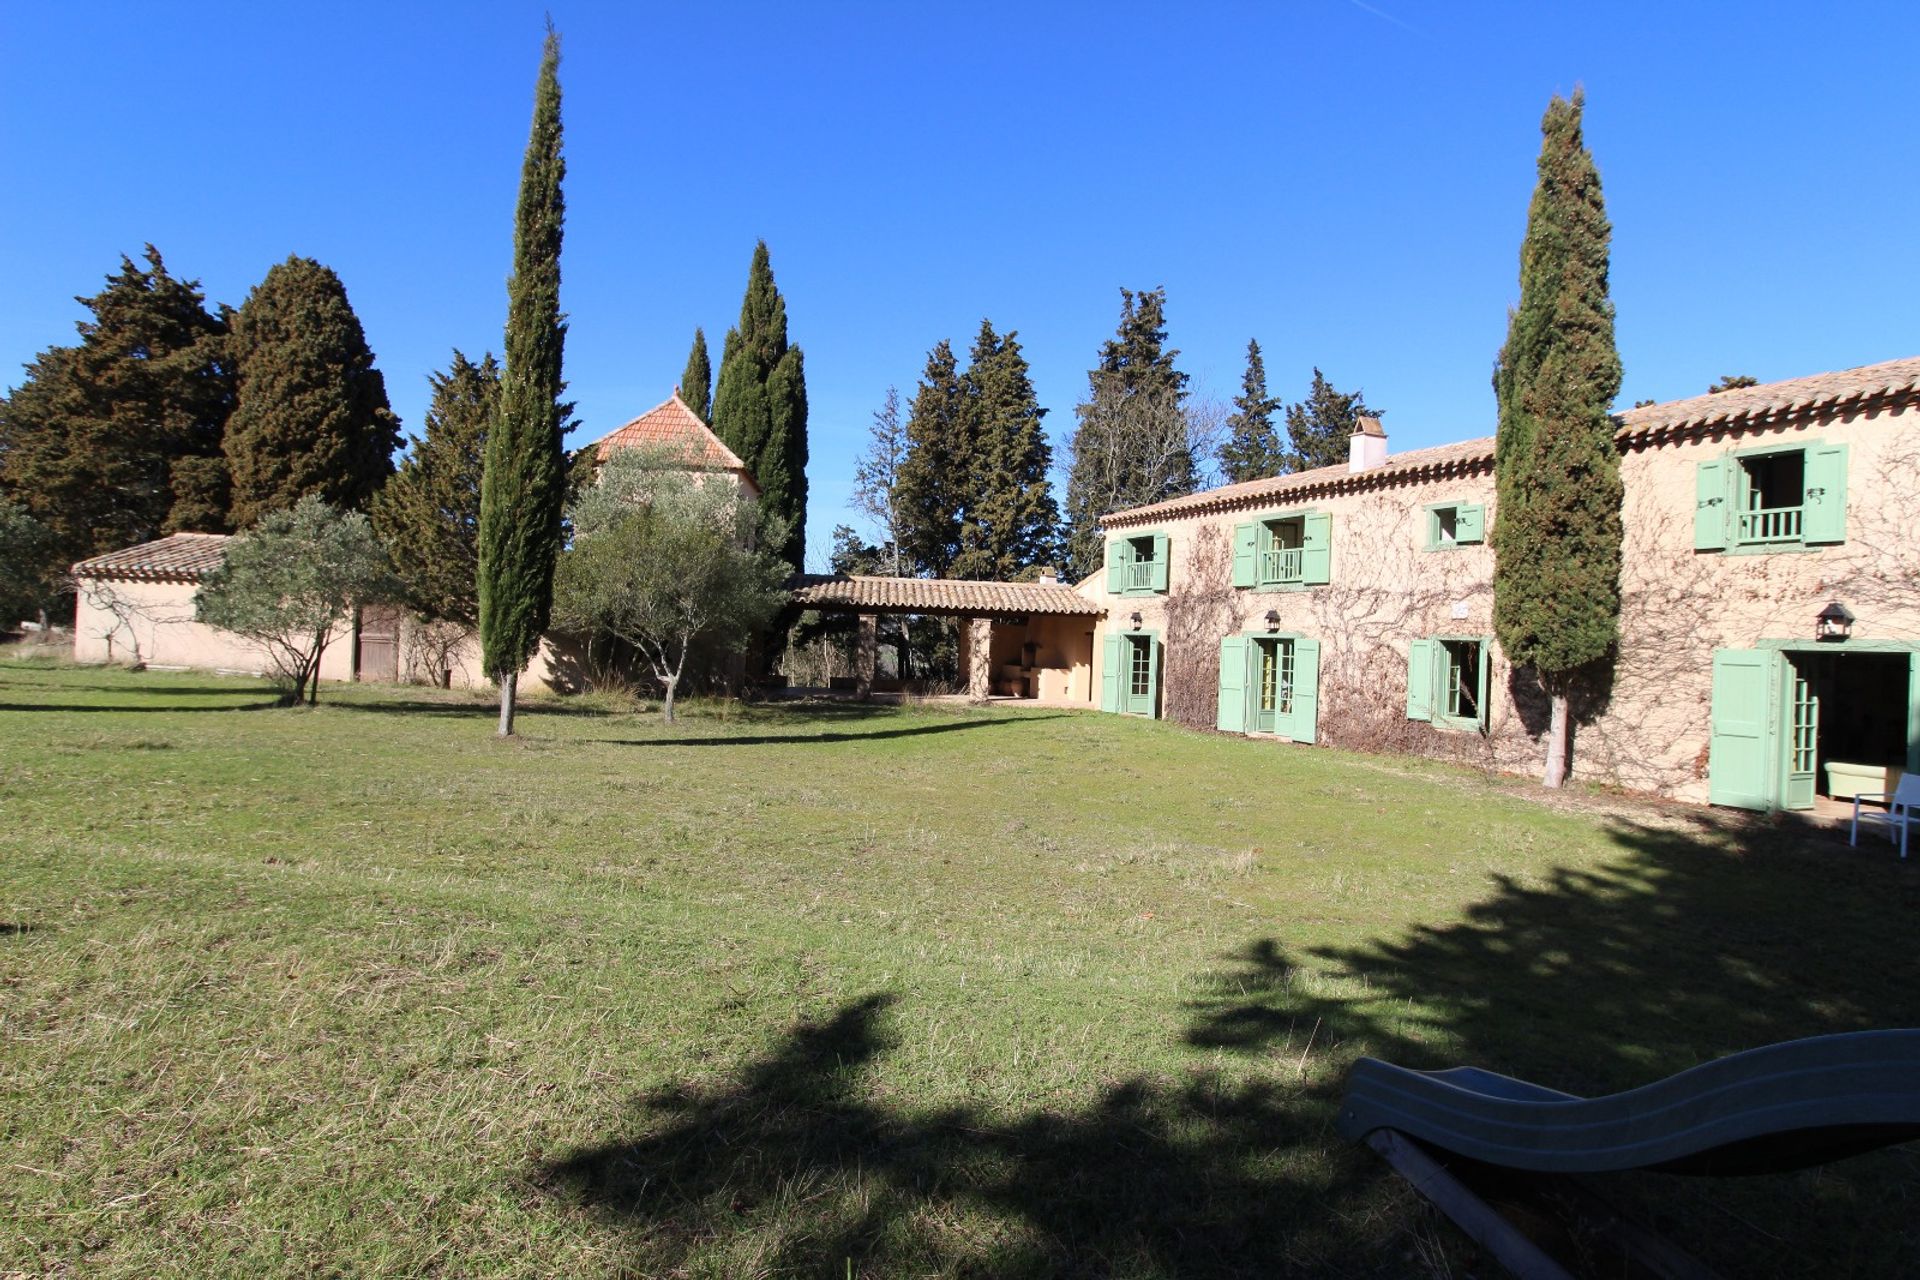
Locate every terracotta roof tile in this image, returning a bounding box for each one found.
[788,574,1104,617]
[72,532,231,583]
[1102,355,1920,529]
[587,392,755,481]
[1615,355,1920,442]
[1102,437,1495,528]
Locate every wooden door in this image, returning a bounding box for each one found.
[356,605,401,683]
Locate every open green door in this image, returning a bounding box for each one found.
[1782,658,1819,810]
[1708,649,1782,810]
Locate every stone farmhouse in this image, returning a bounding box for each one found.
[1081,356,1920,812]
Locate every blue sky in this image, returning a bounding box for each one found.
[3,2,1915,569]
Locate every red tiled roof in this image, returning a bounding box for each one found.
[72,532,231,583]
[587,392,754,481]
[788,574,1105,617]
[1102,355,1920,529]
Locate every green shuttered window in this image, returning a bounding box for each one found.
[1406,635,1491,730]
[1424,502,1485,550]
[1231,510,1331,589]
[1107,532,1170,596]
[1694,442,1848,553]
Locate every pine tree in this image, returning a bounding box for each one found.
[0,247,233,573]
[680,327,711,420]
[224,256,400,526]
[1491,90,1624,789]
[956,320,1060,581]
[1218,339,1284,483]
[893,341,969,577]
[712,241,808,566]
[372,351,499,625]
[478,27,569,736]
[1062,287,1193,578]
[1283,368,1377,473]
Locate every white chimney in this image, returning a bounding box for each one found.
[1037,567,1058,585]
[1348,415,1387,472]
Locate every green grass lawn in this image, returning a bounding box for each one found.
[3,657,1917,1277]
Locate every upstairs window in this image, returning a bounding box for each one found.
[1694,443,1848,552]
[1105,532,1169,596]
[1231,511,1331,589]
[1424,502,1486,551]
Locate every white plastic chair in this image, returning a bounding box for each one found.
[1850,773,1920,860]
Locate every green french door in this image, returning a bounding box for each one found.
[1783,663,1820,810]
[1253,638,1293,733]
[1708,649,1782,810]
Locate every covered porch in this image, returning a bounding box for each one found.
[787,573,1104,702]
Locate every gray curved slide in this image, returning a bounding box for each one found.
[1337,1030,1920,1175]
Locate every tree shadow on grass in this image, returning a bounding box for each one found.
[0,699,284,714]
[600,714,1067,749]
[538,994,1397,1278]
[1182,814,1920,1274]
[542,814,1920,1277]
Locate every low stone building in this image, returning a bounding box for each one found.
[1084,356,1920,811]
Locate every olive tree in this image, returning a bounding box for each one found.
[196,495,395,704]
[553,462,788,722]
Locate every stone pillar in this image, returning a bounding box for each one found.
[967,617,993,701]
[855,614,877,701]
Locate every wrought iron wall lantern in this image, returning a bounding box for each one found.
[1815,600,1855,642]
[1129,611,1143,630]
[1264,610,1282,631]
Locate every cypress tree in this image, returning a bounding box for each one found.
[893,340,969,577]
[956,320,1060,580]
[478,27,569,736]
[680,327,711,420]
[224,255,401,526]
[372,350,499,625]
[0,247,233,572]
[1491,90,1624,789]
[1063,287,1193,578]
[1283,368,1377,473]
[712,241,808,567]
[1218,339,1284,483]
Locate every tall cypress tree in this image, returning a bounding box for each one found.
[1491,90,1624,788]
[956,320,1060,580]
[225,255,400,526]
[1283,368,1378,473]
[712,241,808,566]
[372,351,499,625]
[680,327,711,420]
[1218,339,1284,483]
[0,247,233,571]
[478,27,569,736]
[893,340,969,577]
[1063,286,1192,578]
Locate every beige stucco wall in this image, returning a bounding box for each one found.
[72,577,355,682]
[955,613,1098,701]
[1086,399,1920,802]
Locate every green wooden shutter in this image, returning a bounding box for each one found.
[1475,637,1493,729]
[1287,638,1320,744]
[1908,652,1920,775]
[1106,539,1126,593]
[1217,635,1250,733]
[1149,533,1170,592]
[1802,443,1849,544]
[1231,523,1257,587]
[1693,459,1730,551]
[1099,634,1122,712]
[1406,638,1434,721]
[1708,648,1781,810]
[1455,503,1486,545]
[1299,512,1332,584]
[1145,635,1163,719]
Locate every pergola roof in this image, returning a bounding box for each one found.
[788,574,1104,617]
[72,532,231,583]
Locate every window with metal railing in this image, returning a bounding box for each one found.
[1258,519,1305,586]
[1734,451,1805,546]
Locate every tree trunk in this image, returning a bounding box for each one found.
[661,677,677,723]
[497,668,518,737]
[1543,691,1569,788]
[308,636,326,705]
